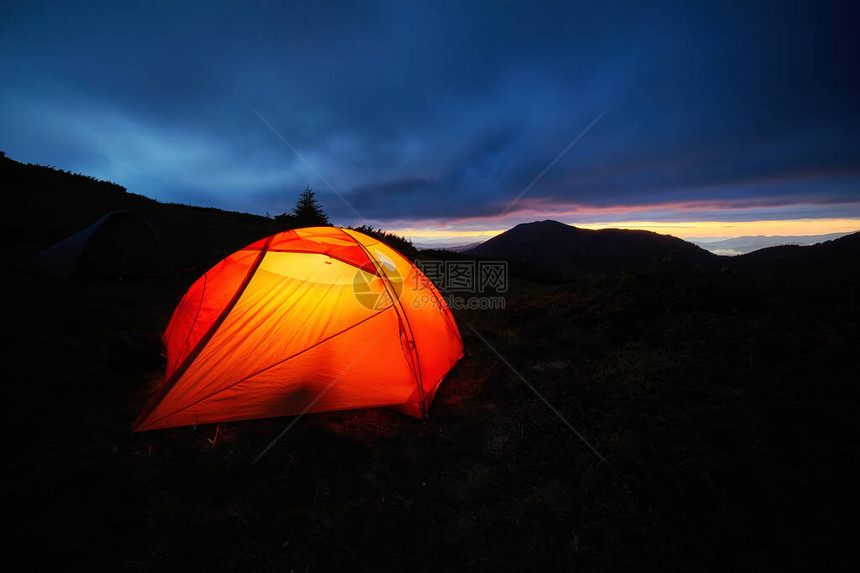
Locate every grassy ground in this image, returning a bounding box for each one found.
[4,222,858,571]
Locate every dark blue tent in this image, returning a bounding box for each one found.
[19,210,172,279]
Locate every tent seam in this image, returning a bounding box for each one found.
[177,272,207,367]
[243,248,379,274]
[143,305,397,428]
[339,228,427,414]
[133,239,272,429]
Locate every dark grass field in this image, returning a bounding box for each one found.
[6,250,858,572]
[3,163,858,571]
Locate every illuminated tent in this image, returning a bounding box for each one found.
[18,210,170,279]
[133,227,463,431]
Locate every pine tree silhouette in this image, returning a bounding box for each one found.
[276,185,331,229]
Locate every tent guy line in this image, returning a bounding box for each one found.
[468,324,609,465]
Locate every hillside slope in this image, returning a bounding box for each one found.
[733,231,860,269]
[692,232,853,255]
[2,153,281,271]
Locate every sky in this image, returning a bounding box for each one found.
[1,0,859,245]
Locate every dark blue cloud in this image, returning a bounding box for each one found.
[1,0,858,226]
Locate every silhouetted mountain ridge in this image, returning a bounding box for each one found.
[692,232,853,255]
[732,231,860,269]
[467,220,718,274]
[465,220,860,276]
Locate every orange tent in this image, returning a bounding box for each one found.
[133,227,463,431]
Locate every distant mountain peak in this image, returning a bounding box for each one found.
[467,219,715,274]
[510,219,571,230]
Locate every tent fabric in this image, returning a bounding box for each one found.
[133,227,463,431]
[18,210,171,279]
